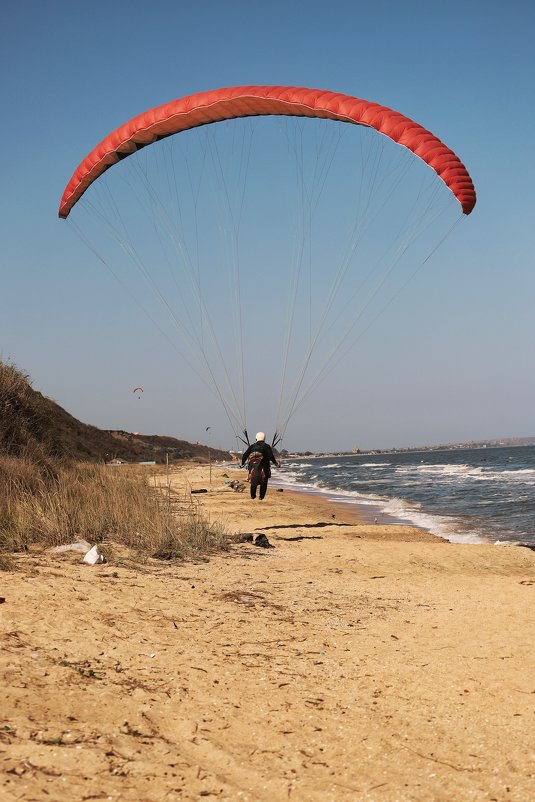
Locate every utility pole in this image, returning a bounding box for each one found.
[206,426,212,485]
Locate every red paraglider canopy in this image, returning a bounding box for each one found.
[59,85,476,218]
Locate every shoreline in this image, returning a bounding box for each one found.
[2,463,534,801]
[195,464,534,549]
[225,461,434,534]
[269,461,512,547]
[273,466,486,545]
[203,463,441,543]
[271,471,431,530]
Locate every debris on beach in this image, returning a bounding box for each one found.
[254,533,274,549]
[235,533,255,543]
[83,545,107,565]
[50,540,106,564]
[226,479,246,492]
[51,540,92,554]
[234,532,274,548]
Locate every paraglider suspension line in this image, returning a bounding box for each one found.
[237,429,250,448]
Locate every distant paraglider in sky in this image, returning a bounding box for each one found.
[133,387,144,399]
[61,85,476,449]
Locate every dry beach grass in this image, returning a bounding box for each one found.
[0,461,226,559]
[1,464,534,801]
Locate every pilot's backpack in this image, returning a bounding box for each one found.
[247,451,265,485]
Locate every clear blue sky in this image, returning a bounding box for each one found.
[1,0,534,452]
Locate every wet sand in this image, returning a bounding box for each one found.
[1,464,534,801]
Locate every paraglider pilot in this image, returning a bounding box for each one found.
[241,433,279,500]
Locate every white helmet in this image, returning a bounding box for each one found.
[255,432,266,442]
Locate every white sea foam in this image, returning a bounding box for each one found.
[371,496,487,544]
[397,460,534,476]
[494,540,525,547]
[397,463,480,477]
[394,463,535,486]
[496,468,535,478]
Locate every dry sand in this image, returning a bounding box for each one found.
[1,464,534,802]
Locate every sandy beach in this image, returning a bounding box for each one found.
[1,464,534,802]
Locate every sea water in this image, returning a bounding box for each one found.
[274,446,535,545]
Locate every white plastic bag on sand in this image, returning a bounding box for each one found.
[83,545,106,565]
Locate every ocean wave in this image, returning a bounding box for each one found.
[396,463,481,476]
[371,496,487,544]
[497,468,535,476]
[272,474,487,544]
[395,463,535,483]
[275,446,535,544]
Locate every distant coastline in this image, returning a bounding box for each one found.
[284,437,535,459]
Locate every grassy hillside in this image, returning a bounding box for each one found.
[0,360,230,464]
[0,359,229,559]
